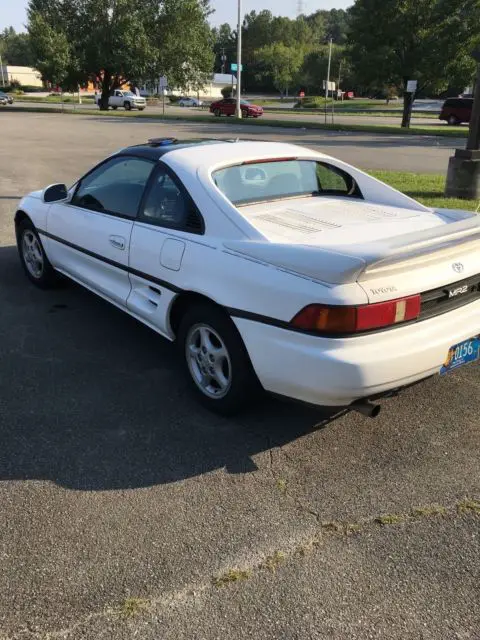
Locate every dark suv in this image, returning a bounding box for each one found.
[439,97,473,125]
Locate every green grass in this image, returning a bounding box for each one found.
[369,171,480,211]
[8,103,466,138]
[16,95,95,104]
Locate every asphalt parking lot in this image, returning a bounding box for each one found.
[0,112,479,639]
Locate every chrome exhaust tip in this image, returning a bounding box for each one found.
[351,401,381,418]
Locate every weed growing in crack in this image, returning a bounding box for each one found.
[261,551,286,572]
[212,568,251,587]
[117,597,150,618]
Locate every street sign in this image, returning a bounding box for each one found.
[299,91,305,98]
[406,80,417,93]
[323,80,336,91]
[230,63,243,72]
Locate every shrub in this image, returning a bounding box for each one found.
[294,96,328,109]
[221,86,233,98]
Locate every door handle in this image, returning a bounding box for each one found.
[109,235,126,250]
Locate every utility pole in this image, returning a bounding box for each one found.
[324,38,332,124]
[0,55,5,87]
[221,48,226,75]
[235,0,242,119]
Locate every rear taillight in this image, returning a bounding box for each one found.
[291,295,421,335]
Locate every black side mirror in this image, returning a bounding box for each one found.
[43,183,68,203]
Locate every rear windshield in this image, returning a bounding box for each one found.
[212,159,361,205]
[444,98,473,108]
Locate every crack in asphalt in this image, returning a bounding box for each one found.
[4,498,479,640]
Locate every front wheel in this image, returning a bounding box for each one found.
[214,108,221,117]
[124,101,132,111]
[112,106,118,110]
[448,115,460,126]
[138,107,145,111]
[17,219,60,289]
[178,304,260,415]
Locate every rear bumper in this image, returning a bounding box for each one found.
[233,300,480,407]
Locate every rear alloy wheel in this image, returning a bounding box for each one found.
[214,108,221,117]
[17,219,59,289]
[124,101,132,111]
[178,304,260,415]
[448,115,460,125]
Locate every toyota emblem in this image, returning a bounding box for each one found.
[452,262,464,274]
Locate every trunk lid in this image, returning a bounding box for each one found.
[225,198,480,300]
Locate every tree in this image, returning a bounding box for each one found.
[255,43,304,96]
[212,23,235,73]
[298,44,344,95]
[0,27,35,67]
[28,0,214,108]
[348,0,478,126]
[28,14,71,88]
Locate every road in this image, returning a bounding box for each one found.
[1,110,462,174]
[0,112,479,639]
[10,100,455,128]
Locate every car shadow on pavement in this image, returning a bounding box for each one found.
[0,245,345,491]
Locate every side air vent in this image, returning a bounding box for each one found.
[185,209,204,234]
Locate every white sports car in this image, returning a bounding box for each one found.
[15,138,480,416]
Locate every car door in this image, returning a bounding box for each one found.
[225,99,236,115]
[45,155,155,307]
[127,164,205,336]
[108,90,120,107]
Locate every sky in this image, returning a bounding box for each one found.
[0,0,352,32]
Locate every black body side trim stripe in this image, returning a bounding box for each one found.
[37,228,182,293]
[37,228,477,340]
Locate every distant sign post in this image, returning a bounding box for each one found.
[402,79,417,128]
[159,76,168,115]
[230,63,243,97]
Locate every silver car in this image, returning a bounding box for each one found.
[178,97,203,107]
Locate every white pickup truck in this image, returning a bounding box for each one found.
[95,90,147,111]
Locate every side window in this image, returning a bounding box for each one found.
[71,156,154,218]
[316,163,356,196]
[140,167,204,234]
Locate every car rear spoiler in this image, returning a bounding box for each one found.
[223,215,480,285]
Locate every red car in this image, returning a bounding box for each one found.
[210,98,263,118]
[439,97,473,125]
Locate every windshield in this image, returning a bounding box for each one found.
[123,91,135,97]
[212,160,360,205]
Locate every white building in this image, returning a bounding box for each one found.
[0,65,43,88]
[142,73,237,99]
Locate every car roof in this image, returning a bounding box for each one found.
[119,138,247,161]
[117,138,326,167]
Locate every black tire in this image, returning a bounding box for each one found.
[214,108,221,117]
[177,303,260,416]
[448,115,460,126]
[16,219,60,289]
[112,106,118,110]
[138,107,145,111]
[124,101,132,111]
